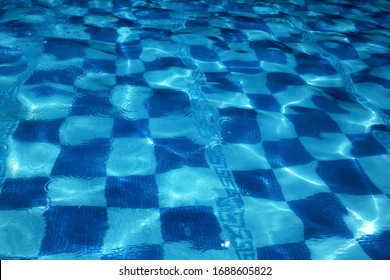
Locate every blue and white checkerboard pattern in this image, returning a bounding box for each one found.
[1,0,390,260]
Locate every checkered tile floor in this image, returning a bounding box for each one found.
[0,0,390,260]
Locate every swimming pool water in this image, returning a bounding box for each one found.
[0,0,390,260]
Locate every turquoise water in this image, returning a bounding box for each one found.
[0,0,390,260]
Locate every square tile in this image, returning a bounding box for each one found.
[358,155,390,194]
[316,159,381,195]
[305,237,370,260]
[257,242,311,260]
[245,198,304,248]
[6,141,60,178]
[102,208,162,250]
[286,108,341,138]
[105,175,158,208]
[0,177,49,210]
[221,143,271,170]
[111,85,152,120]
[40,206,108,255]
[70,95,113,116]
[263,138,314,169]
[257,113,297,141]
[347,133,389,157]
[0,208,46,258]
[47,177,107,207]
[113,117,150,138]
[13,119,64,144]
[160,206,223,251]
[337,194,390,237]
[358,230,390,259]
[106,138,156,176]
[232,169,284,200]
[51,139,111,178]
[148,89,191,118]
[59,116,114,145]
[218,107,261,144]
[156,166,222,208]
[288,193,352,240]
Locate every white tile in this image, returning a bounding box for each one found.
[47,177,107,207]
[59,116,114,146]
[156,166,223,208]
[274,162,330,201]
[221,143,270,170]
[358,155,390,194]
[107,138,156,176]
[102,208,162,250]
[6,141,60,178]
[306,237,370,260]
[0,208,46,258]
[163,242,237,260]
[244,197,304,248]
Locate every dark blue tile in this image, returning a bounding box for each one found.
[116,73,149,87]
[160,206,223,250]
[232,169,284,200]
[86,26,118,42]
[0,64,27,75]
[13,119,63,143]
[138,28,173,41]
[25,68,83,85]
[51,139,111,178]
[266,72,306,93]
[63,0,88,7]
[0,177,49,210]
[317,40,359,60]
[351,69,390,89]
[222,60,262,74]
[220,28,247,42]
[316,159,381,195]
[358,230,390,260]
[348,133,388,157]
[354,19,382,32]
[106,176,158,209]
[0,46,23,64]
[44,38,86,60]
[148,89,190,118]
[249,40,294,55]
[116,41,142,59]
[363,53,390,68]
[288,193,352,240]
[70,95,113,116]
[311,95,349,114]
[154,138,207,173]
[287,108,341,138]
[144,57,187,71]
[257,242,311,260]
[372,11,390,25]
[101,244,163,260]
[84,59,116,74]
[4,20,35,37]
[113,118,150,138]
[234,17,270,32]
[190,45,219,62]
[40,206,108,255]
[204,72,243,92]
[218,107,261,144]
[248,94,280,112]
[317,86,357,103]
[263,138,314,169]
[295,53,337,76]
